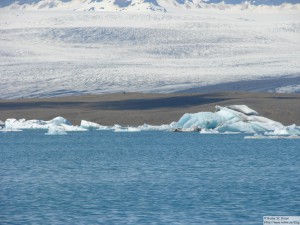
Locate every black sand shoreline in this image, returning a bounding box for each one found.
[1,92,300,126]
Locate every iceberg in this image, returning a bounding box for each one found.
[137,123,176,131]
[172,105,286,134]
[4,117,87,132]
[127,127,141,132]
[264,124,300,136]
[177,112,222,130]
[45,126,67,135]
[114,127,141,132]
[5,118,49,129]
[47,117,72,126]
[80,120,110,130]
[60,124,88,132]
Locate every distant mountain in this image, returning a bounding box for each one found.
[1,0,299,11]
[207,0,299,5]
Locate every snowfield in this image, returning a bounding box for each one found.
[0,8,299,98]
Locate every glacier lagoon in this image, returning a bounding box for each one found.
[1,130,300,224]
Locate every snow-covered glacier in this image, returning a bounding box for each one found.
[2,105,298,138]
[0,8,299,99]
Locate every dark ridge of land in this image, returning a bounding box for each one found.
[0,92,300,126]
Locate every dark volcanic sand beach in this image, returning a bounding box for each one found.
[0,92,300,126]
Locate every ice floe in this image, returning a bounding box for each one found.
[5,118,49,129]
[137,123,176,131]
[80,120,111,130]
[4,117,72,130]
[60,124,88,132]
[3,117,87,133]
[244,134,300,139]
[0,128,23,132]
[264,124,300,136]
[45,127,67,135]
[48,117,72,126]
[114,127,141,132]
[200,129,220,134]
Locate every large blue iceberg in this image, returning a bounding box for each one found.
[174,105,285,133]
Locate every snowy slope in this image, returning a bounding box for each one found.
[0,8,299,98]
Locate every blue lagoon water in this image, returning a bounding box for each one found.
[1,131,299,224]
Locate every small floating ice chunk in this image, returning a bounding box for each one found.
[200,129,219,134]
[47,117,71,126]
[4,116,87,132]
[223,131,241,134]
[45,126,67,135]
[114,127,141,132]
[113,125,142,132]
[114,128,127,132]
[138,123,174,131]
[245,134,300,139]
[264,124,300,136]
[5,118,48,129]
[80,120,110,130]
[60,124,88,132]
[0,128,23,132]
[112,124,123,130]
[127,127,141,132]
[4,117,72,129]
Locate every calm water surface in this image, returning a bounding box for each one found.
[1,131,299,224]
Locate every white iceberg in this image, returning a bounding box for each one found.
[114,127,141,132]
[137,123,176,131]
[264,124,300,136]
[47,117,72,126]
[4,117,87,132]
[45,126,67,135]
[60,124,88,132]
[200,129,219,134]
[5,118,49,129]
[112,124,143,132]
[80,120,110,130]
[127,127,141,132]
